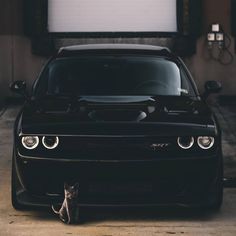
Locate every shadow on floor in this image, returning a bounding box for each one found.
[27,205,220,224]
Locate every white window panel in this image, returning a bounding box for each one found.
[48,0,177,33]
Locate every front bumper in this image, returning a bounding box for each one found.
[14,150,222,207]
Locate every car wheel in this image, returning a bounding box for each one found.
[206,158,223,211]
[11,154,25,210]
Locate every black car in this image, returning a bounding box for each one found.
[10,44,223,211]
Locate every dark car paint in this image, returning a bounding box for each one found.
[12,44,222,208]
[20,96,215,135]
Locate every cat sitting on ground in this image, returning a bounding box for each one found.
[52,182,80,224]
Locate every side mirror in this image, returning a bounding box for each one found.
[10,80,27,97]
[203,81,222,99]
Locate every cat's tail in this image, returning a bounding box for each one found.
[52,205,60,214]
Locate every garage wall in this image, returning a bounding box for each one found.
[0,0,234,106]
[185,0,234,94]
[0,0,46,106]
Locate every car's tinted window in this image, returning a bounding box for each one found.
[38,56,196,97]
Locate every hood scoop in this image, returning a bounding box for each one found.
[88,109,147,122]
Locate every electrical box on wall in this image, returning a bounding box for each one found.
[23,0,202,56]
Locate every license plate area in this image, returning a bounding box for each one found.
[88,181,153,196]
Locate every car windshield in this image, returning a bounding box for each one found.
[39,56,195,97]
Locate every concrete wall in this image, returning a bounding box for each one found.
[0,0,235,106]
[186,0,235,94]
[0,0,46,106]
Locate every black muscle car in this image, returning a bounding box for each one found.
[10,44,223,211]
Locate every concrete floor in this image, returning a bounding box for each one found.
[1,103,236,236]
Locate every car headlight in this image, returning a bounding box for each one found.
[21,136,39,150]
[177,136,194,149]
[197,136,215,149]
[42,136,59,149]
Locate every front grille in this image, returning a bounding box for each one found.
[35,136,175,160]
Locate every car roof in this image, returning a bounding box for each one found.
[57,44,172,57]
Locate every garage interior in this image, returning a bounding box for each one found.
[1,0,236,235]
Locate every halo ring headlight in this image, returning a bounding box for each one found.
[197,136,215,149]
[21,136,39,150]
[42,136,59,150]
[177,137,194,150]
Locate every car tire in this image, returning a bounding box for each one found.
[11,154,25,210]
[206,157,223,211]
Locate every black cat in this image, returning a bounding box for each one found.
[52,182,80,224]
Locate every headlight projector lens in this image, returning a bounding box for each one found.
[42,136,59,149]
[177,137,194,149]
[197,136,215,149]
[21,136,39,150]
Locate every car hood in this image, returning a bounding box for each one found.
[19,96,217,136]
